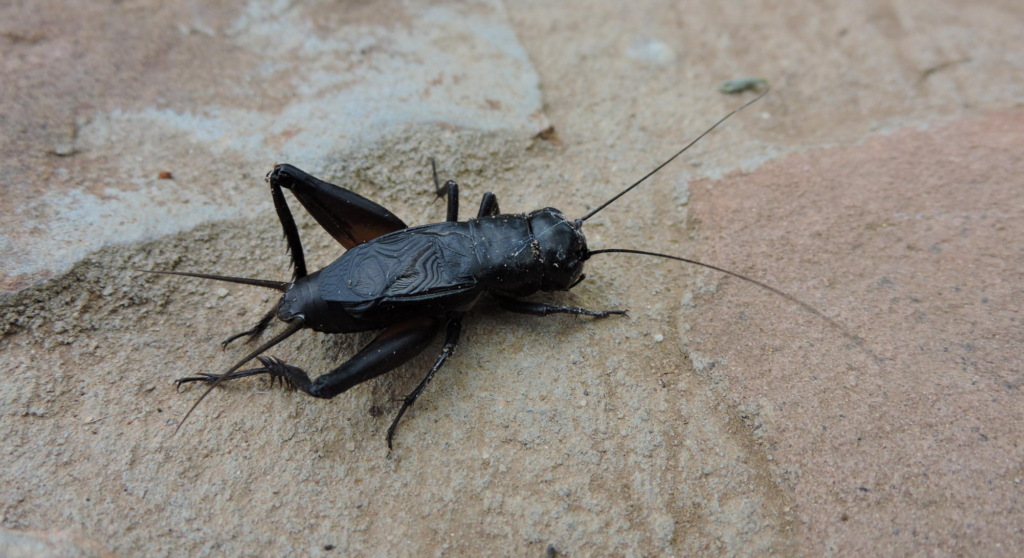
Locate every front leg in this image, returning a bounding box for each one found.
[496,296,627,318]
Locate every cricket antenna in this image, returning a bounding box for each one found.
[578,88,768,223]
[586,248,869,352]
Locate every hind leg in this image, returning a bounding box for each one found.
[267,164,409,256]
[179,317,441,395]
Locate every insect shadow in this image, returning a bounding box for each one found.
[143,88,862,453]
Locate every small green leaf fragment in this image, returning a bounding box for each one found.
[718,77,769,94]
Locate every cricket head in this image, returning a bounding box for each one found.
[527,207,588,291]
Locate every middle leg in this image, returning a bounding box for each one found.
[477,192,500,218]
[387,315,464,452]
[430,158,459,222]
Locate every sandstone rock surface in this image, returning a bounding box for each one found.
[2,0,1022,556]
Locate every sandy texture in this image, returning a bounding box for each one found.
[684,112,1024,555]
[2,0,1023,556]
[0,527,115,558]
[0,0,546,291]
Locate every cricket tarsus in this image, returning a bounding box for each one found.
[175,356,297,390]
[175,319,304,433]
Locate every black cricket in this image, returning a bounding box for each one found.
[149,90,847,450]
